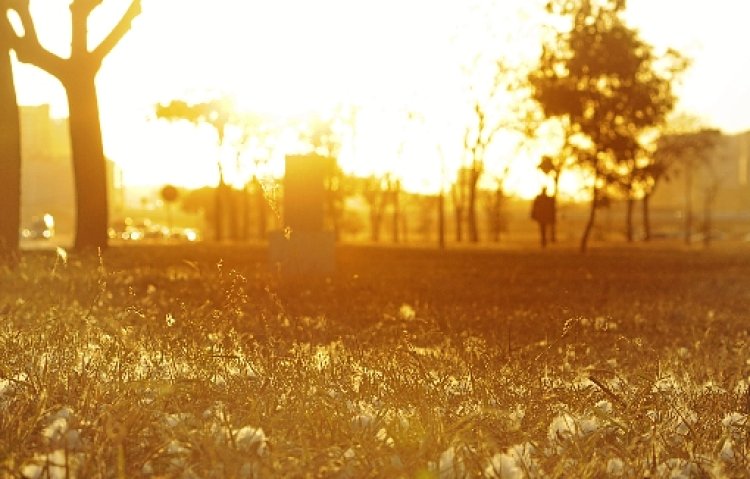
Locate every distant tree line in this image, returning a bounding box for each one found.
[2,0,727,263]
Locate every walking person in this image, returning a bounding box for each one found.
[531,187,555,247]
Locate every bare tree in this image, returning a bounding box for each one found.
[9,0,141,250]
[361,174,400,243]
[460,68,506,243]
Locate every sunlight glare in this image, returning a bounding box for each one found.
[11,0,750,198]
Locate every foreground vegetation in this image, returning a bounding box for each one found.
[1,244,750,478]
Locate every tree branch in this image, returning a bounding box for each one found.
[91,0,141,68]
[6,0,67,81]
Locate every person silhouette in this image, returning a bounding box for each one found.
[531,187,555,247]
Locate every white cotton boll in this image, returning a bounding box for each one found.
[722,412,748,429]
[646,410,660,423]
[41,407,81,449]
[351,413,375,430]
[734,379,749,395]
[484,453,522,479]
[163,413,192,429]
[508,442,536,465]
[438,446,465,479]
[239,462,262,479]
[42,416,69,442]
[606,458,625,476]
[399,304,416,320]
[548,412,578,441]
[21,450,69,479]
[20,462,43,479]
[0,378,13,398]
[720,438,736,463]
[165,439,189,456]
[579,417,599,435]
[235,426,268,456]
[508,406,525,431]
[674,410,697,437]
[376,428,395,447]
[653,375,680,393]
[594,400,613,416]
[701,381,725,394]
[657,458,698,479]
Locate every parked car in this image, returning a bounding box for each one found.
[21,214,55,240]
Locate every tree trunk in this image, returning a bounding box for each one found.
[492,187,505,243]
[241,181,250,241]
[551,172,561,243]
[255,179,267,240]
[330,197,341,242]
[684,164,692,245]
[454,205,463,242]
[391,183,400,243]
[580,185,598,253]
[642,192,651,241]
[401,206,408,243]
[703,192,712,248]
[625,196,635,242]
[227,186,239,241]
[369,204,382,242]
[0,40,21,263]
[437,191,445,250]
[467,175,479,243]
[214,160,226,241]
[65,73,109,251]
[702,184,719,248]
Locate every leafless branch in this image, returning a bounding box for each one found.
[91,0,141,67]
[6,0,67,80]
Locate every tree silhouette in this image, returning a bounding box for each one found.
[156,98,233,241]
[361,174,395,243]
[530,0,681,252]
[8,0,141,250]
[652,128,720,244]
[0,6,21,263]
[457,60,510,243]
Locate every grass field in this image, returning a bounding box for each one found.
[1,243,750,478]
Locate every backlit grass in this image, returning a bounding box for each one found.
[1,244,749,478]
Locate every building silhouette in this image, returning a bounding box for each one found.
[20,105,122,240]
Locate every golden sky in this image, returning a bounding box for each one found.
[11,0,750,197]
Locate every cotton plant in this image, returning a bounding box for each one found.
[547,410,600,444]
[645,404,698,449]
[437,445,466,479]
[717,412,749,466]
[19,407,86,479]
[41,406,84,451]
[21,449,82,479]
[233,425,268,456]
[654,457,701,478]
[485,442,541,479]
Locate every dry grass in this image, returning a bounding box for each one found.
[1,243,749,478]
